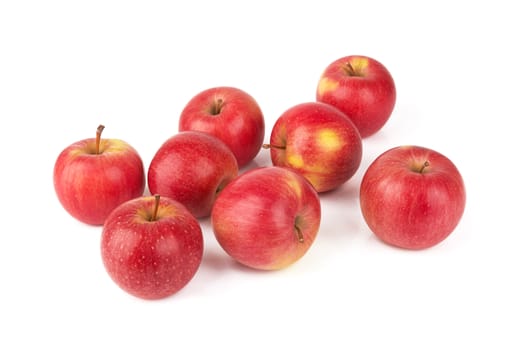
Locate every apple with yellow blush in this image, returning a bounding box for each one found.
[316,55,396,138]
[263,102,362,192]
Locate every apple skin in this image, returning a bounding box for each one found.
[53,126,145,225]
[316,55,396,138]
[147,131,239,218]
[359,145,466,250]
[101,195,203,300]
[264,102,362,193]
[211,166,321,270]
[178,86,265,168]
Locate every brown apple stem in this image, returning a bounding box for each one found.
[294,225,304,243]
[262,143,286,150]
[151,194,161,221]
[95,124,105,154]
[342,61,357,76]
[419,161,430,173]
[210,98,224,115]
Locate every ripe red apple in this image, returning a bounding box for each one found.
[147,131,238,218]
[316,55,396,138]
[211,166,321,270]
[53,125,145,225]
[263,102,362,192]
[360,145,466,249]
[178,86,265,167]
[101,194,203,300]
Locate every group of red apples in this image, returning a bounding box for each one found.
[53,55,466,300]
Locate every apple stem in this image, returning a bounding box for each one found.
[342,62,357,76]
[210,98,224,115]
[262,143,286,150]
[150,194,161,222]
[294,224,304,243]
[419,161,430,173]
[95,124,105,154]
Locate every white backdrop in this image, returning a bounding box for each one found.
[1,1,523,349]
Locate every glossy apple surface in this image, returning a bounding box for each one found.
[211,166,321,270]
[316,55,396,138]
[101,195,203,300]
[53,125,145,225]
[178,86,265,167]
[360,145,466,249]
[264,102,362,192]
[147,131,238,218]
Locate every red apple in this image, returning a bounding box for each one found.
[359,145,466,249]
[53,125,145,225]
[211,166,321,270]
[147,131,238,218]
[263,102,362,192]
[101,194,203,300]
[316,55,396,138]
[178,86,265,167]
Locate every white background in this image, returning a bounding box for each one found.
[1,1,523,349]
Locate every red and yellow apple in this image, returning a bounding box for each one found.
[359,145,466,249]
[211,166,321,270]
[53,125,145,225]
[147,131,238,218]
[316,55,396,138]
[263,102,362,192]
[178,86,265,168]
[101,194,203,300]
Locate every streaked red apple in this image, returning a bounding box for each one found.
[53,125,145,225]
[211,166,321,270]
[101,195,203,300]
[263,102,362,192]
[316,55,396,138]
[147,131,238,218]
[360,145,466,249]
[178,86,265,167]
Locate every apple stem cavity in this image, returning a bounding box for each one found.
[262,143,286,150]
[210,98,224,115]
[95,124,105,154]
[419,161,430,174]
[150,194,161,222]
[342,62,358,76]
